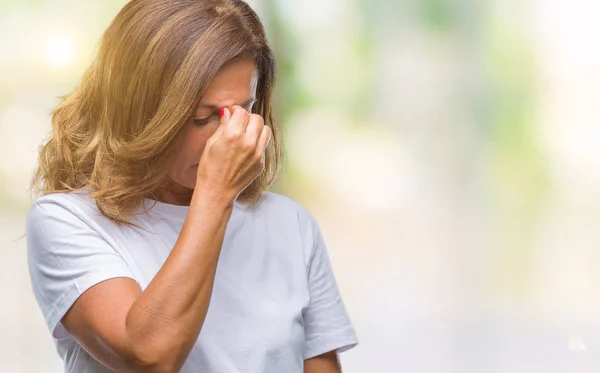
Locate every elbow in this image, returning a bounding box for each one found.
[121,315,190,373]
[122,346,182,373]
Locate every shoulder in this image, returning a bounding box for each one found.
[255,191,318,228]
[255,191,323,258]
[259,191,308,213]
[27,188,102,228]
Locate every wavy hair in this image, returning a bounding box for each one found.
[30,0,283,226]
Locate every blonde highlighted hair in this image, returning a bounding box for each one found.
[30,0,283,226]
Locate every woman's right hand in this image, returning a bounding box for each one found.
[195,105,272,204]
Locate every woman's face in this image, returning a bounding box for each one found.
[167,56,258,194]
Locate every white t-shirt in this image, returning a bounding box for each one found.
[26,187,358,373]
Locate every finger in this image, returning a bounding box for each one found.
[255,125,271,157]
[228,105,250,134]
[210,107,230,142]
[219,106,231,127]
[245,114,264,145]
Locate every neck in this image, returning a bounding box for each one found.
[154,180,194,206]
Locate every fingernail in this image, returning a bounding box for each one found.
[220,108,225,117]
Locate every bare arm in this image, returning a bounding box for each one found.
[60,106,271,373]
[62,192,232,372]
[304,350,343,373]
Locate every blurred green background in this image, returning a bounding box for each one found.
[2,0,600,372]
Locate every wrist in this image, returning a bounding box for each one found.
[192,182,235,210]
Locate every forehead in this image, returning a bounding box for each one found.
[200,57,258,104]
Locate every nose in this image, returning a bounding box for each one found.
[220,100,236,112]
[220,103,249,115]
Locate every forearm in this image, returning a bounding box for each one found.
[124,189,233,371]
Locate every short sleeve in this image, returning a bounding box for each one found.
[301,214,358,359]
[26,198,137,340]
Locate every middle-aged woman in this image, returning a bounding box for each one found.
[25,0,358,372]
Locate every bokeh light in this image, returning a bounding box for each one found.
[44,33,76,68]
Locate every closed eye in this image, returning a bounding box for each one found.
[193,116,215,126]
[193,101,255,126]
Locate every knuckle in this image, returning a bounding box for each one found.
[243,140,256,152]
[223,131,236,142]
[225,128,243,140]
[249,114,264,125]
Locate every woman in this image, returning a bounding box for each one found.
[26,0,358,372]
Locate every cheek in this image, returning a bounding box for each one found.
[180,128,215,164]
[167,138,205,187]
[170,125,217,174]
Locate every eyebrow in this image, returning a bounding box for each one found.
[198,98,255,110]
